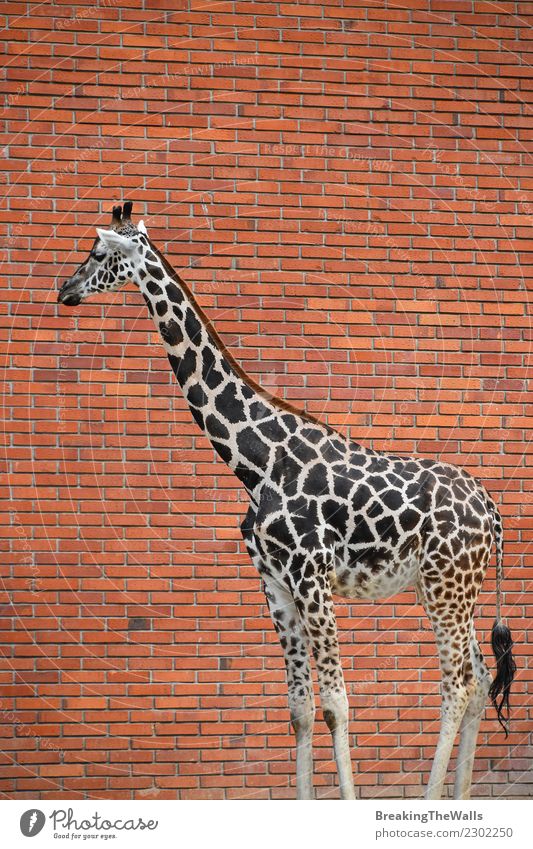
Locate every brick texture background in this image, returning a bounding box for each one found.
[1,0,532,799]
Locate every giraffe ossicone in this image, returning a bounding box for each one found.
[57,202,517,800]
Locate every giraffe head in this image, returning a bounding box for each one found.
[57,202,149,306]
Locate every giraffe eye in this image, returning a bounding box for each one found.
[92,251,106,262]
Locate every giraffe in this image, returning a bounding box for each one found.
[57,202,516,800]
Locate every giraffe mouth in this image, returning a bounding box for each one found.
[57,280,83,306]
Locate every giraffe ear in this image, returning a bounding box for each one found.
[137,219,148,236]
[96,228,134,253]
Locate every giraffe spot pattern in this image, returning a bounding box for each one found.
[147,280,163,296]
[166,281,184,303]
[159,318,183,346]
[215,382,245,423]
[147,263,164,280]
[185,308,202,344]
[175,348,196,385]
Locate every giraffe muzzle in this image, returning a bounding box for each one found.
[57,279,83,306]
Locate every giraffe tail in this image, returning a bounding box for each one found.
[487,503,516,736]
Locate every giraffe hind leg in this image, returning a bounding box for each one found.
[422,588,477,799]
[453,632,491,799]
[426,670,470,798]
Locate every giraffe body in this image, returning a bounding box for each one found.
[253,441,494,605]
[57,203,516,800]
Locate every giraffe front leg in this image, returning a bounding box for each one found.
[293,577,355,800]
[263,576,315,800]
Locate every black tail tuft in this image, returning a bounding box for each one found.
[488,621,517,736]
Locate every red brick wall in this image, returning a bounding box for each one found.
[1,1,531,799]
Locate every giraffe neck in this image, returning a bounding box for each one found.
[136,240,332,498]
